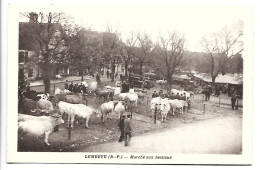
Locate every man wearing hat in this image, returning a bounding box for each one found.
[152,91,158,98]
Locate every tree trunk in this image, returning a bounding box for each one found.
[211,76,216,87]
[111,58,116,82]
[139,61,143,75]
[43,55,51,94]
[79,68,84,81]
[125,62,128,76]
[166,74,172,91]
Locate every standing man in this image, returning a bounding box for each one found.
[122,81,127,93]
[124,114,132,146]
[159,90,164,98]
[231,92,237,109]
[64,80,69,90]
[107,70,109,79]
[118,115,126,142]
[152,91,158,98]
[96,73,100,83]
[69,82,73,92]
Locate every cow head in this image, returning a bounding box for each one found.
[92,108,101,118]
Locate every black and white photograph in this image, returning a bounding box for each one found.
[3,2,255,165]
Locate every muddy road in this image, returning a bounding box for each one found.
[78,113,242,154]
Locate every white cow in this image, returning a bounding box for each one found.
[70,104,100,128]
[156,80,167,85]
[181,91,191,101]
[118,93,129,101]
[160,98,171,122]
[36,93,50,100]
[88,81,98,94]
[114,102,125,119]
[37,99,54,113]
[150,97,162,117]
[18,115,64,145]
[127,92,138,107]
[168,99,188,115]
[57,101,99,128]
[100,101,115,123]
[171,89,183,96]
[18,114,55,122]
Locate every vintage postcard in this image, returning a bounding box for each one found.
[6,3,253,164]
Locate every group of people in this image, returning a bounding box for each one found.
[106,70,119,80]
[202,85,212,101]
[65,80,87,94]
[151,90,188,101]
[118,114,132,146]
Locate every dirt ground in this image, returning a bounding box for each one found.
[18,76,243,152]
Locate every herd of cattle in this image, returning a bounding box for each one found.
[18,80,192,146]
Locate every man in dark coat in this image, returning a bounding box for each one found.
[122,81,127,93]
[124,115,132,146]
[125,82,130,92]
[152,91,158,98]
[231,92,237,109]
[118,115,126,142]
[73,84,78,93]
[64,80,69,90]
[107,70,109,79]
[96,73,100,83]
[158,90,164,98]
[69,83,74,92]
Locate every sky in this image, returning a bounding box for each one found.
[19,4,250,52]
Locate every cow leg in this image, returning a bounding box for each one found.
[101,114,104,123]
[44,130,52,145]
[71,116,75,128]
[85,118,89,128]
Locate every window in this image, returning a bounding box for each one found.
[28,69,33,77]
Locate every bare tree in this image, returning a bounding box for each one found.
[131,33,154,75]
[202,22,243,83]
[102,25,121,82]
[20,12,71,93]
[120,32,138,76]
[152,32,186,90]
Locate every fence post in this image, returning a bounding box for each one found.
[203,104,206,115]
[219,97,221,107]
[68,116,71,140]
[154,104,157,124]
[54,84,55,94]
[131,105,133,119]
